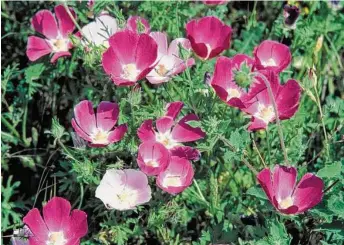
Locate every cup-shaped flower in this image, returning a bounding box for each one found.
[71,100,127,147]
[146,32,195,84]
[211,55,264,109]
[186,16,232,60]
[27,5,76,63]
[243,71,301,131]
[137,101,205,160]
[95,169,152,210]
[102,30,158,86]
[253,40,291,73]
[257,165,324,215]
[137,142,170,176]
[80,15,118,49]
[126,16,151,34]
[157,156,194,194]
[23,197,88,245]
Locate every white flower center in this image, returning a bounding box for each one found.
[49,38,69,52]
[115,189,138,207]
[122,63,140,81]
[145,159,159,167]
[205,43,212,60]
[262,58,277,67]
[279,196,293,209]
[255,104,275,123]
[162,174,182,188]
[155,64,169,77]
[90,129,109,145]
[226,88,241,101]
[46,231,66,245]
[155,131,179,149]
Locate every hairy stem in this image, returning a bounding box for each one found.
[193,179,209,205]
[251,72,289,166]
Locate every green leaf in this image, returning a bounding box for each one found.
[328,194,344,218]
[246,186,268,200]
[317,161,342,178]
[25,63,45,82]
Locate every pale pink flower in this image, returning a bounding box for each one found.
[95,169,152,210]
[126,16,150,34]
[146,32,195,84]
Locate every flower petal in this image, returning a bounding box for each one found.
[272,165,297,201]
[137,142,170,176]
[64,209,88,240]
[73,100,96,134]
[292,173,324,213]
[165,101,184,120]
[50,51,71,63]
[276,79,301,120]
[135,33,158,71]
[156,116,174,134]
[149,32,168,60]
[170,145,201,161]
[107,124,127,143]
[96,101,119,131]
[257,168,274,204]
[137,119,156,142]
[71,118,92,142]
[42,197,71,232]
[31,10,58,39]
[126,16,150,34]
[26,36,52,62]
[172,114,206,142]
[109,30,138,64]
[54,5,76,38]
[23,209,49,242]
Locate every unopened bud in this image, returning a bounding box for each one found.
[283,5,300,29]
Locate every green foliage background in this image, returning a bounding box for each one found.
[1,1,344,244]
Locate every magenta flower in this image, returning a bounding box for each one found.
[27,5,76,63]
[23,197,88,244]
[137,142,170,176]
[126,16,150,34]
[243,71,301,131]
[71,100,127,147]
[257,165,324,215]
[253,40,291,73]
[102,30,158,86]
[211,55,265,109]
[146,32,195,84]
[137,101,205,160]
[202,0,227,5]
[156,156,194,194]
[95,169,152,210]
[186,16,232,60]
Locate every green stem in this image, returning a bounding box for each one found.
[78,183,84,209]
[251,72,289,166]
[57,139,78,162]
[63,3,91,45]
[220,136,258,175]
[314,84,330,158]
[193,179,209,205]
[1,116,20,138]
[141,81,154,102]
[22,102,29,146]
[266,127,271,165]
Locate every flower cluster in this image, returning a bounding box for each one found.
[137,101,205,194]
[21,4,327,244]
[211,40,302,131]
